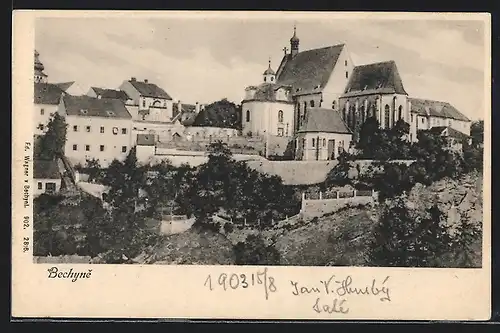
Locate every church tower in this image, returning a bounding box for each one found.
[34,50,48,83]
[290,25,300,58]
[263,58,276,83]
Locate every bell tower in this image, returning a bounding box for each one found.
[34,50,48,83]
[290,25,300,58]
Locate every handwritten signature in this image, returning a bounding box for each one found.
[290,275,391,302]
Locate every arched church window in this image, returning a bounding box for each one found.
[264,77,267,82]
[384,105,390,129]
[310,100,315,107]
[312,138,316,148]
[271,77,274,82]
[322,138,326,147]
[398,105,403,121]
[278,110,284,123]
[246,110,250,122]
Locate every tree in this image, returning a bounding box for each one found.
[191,98,242,129]
[233,234,281,265]
[470,120,484,147]
[368,199,453,267]
[37,113,67,160]
[84,158,103,182]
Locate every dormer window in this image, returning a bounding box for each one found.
[106,110,115,116]
[80,109,88,115]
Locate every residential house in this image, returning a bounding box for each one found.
[409,98,471,142]
[58,95,133,167]
[426,126,471,152]
[33,159,62,196]
[338,60,410,141]
[119,77,174,122]
[295,108,352,161]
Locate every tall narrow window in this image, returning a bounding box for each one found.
[142,99,146,108]
[100,126,104,133]
[312,138,315,148]
[40,109,45,115]
[310,100,315,107]
[85,145,90,151]
[246,110,250,122]
[332,100,336,110]
[384,105,390,129]
[345,71,349,79]
[345,60,348,66]
[398,105,403,121]
[278,110,284,123]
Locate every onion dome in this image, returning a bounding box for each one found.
[34,50,45,72]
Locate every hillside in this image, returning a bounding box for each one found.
[134,229,236,265]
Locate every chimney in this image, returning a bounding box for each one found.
[131,77,136,82]
[97,95,102,100]
[144,79,148,83]
[195,102,200,113]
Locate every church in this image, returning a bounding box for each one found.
[241,26,472,160]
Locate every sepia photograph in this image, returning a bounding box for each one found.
[30,14,485,267]
[12,11,491,320]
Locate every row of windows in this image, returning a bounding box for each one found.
[263,76,275,82]
[72,125,128,134]
[72,144,127,153]
[245,110,285,123]
[310,138,345,148]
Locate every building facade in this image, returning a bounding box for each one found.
[119,77,174,122]
[409,98,471,142]
[338,60,410,141]
[295,108,352,161]
[33,159,62,196]
[58,95,133,167]
[241,27,355,138]
[33,50,74,135]
[242,27,472,149]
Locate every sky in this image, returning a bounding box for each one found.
[35,14,487,120]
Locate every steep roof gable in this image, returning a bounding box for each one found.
[34,83,66,105]
[276,44,345,95]
[34,159,60,179]
[91,87,130,101]
[343,60,408,96]
[298,107,351,134]
[129,80,172,100]
[62,95,132,119]
[409,97,470,121]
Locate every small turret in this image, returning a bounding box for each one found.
[263,58,276,83]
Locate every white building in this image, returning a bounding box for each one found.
[58,95,133,167]
[295,108,352,161]
[33,50,74,135]
[408,97,471,142]
[33,159,62,196]
[338,60,410,141]
[242,26,355,137]
[119,77,174,122]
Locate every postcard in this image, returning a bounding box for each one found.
[12,10,491,320]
